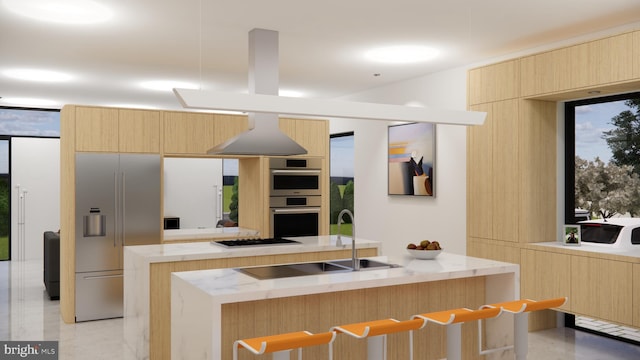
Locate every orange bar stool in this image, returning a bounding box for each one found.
[330,318,425,360]
[478,297,567,360]
[233,330,336,360]
[412,307,502,360]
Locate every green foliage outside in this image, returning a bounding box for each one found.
[577,98,640,218]
[0,236,7,260]
[229,177,239,223]
[603,98,640,175]
[223,185,233,212]
[330,179,354,234]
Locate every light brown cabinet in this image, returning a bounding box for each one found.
[468,59,520,105]
[74,106,160,153]
[520,32,634,97]
[162,112,248,155]
[279,117,329,157]
[467,100,520,242]
[118,109,161,153]
[75,107,119,152]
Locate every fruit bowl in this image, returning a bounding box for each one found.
[406,249,442,260]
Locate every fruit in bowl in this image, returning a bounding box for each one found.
[406,240,442,259]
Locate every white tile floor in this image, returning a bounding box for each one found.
[2,260,640,359]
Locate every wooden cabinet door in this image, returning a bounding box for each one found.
[279,118,328,157]
[521,249,571,311]
[467,103,493,240]
[163,112,216,154]
[468,60,520,105]
[75,107,119,152]
[571,256,633,325]
[211,114,249,147]
[119,109,160,153]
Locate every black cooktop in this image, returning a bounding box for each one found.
[213,238,301,247]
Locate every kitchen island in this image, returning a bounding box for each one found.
[171,252,519,360]
[124,235,380,360]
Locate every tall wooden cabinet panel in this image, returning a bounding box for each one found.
[520,249,571,312]
[75,107,119,152]
[518,100,557,242]
[467,103,493,239]
[571,256,633,326]
[492,100,519,242]
[118,109,161,153]
[279,118,328,157]
[468,60,519,105]
[569,33,634,89]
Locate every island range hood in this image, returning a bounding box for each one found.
[207,29,306,156]
[174,29,487,156]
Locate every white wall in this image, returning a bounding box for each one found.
[11,137,60,261]
[331,66,470,259]
[163,158,224,229]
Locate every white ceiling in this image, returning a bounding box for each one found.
[2,0,640,111]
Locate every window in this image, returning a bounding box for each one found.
[329,132,354,235]
[565,92,640,223]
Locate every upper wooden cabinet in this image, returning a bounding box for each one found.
[162,112,248,155]
[119,109,161,153]
[75,107,119,152]
[74,106,160,153]
[521,32,634,97]
[633,31,640,79]
[520,47,572,97]
[279,118,328,157]
[468,60,520,105]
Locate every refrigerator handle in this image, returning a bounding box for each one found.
[122,172,126,246]
[214,185,222,221]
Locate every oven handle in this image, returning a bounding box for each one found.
[271,169,321,175]
[271,207,321,214]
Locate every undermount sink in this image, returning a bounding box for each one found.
[236,259,396,280]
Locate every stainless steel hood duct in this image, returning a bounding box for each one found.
[207,29,306,156]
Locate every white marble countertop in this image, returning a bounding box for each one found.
[163,227,259,241]
[171,252,519,304]
[529,241,640,261]
[170,252,519,360]
[125,235,381,264]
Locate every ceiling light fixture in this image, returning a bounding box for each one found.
[175,30,484,128]
[364,45,439,64]
[2,0,113,25]
[4,68,73,82]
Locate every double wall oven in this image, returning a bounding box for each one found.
[269,158,322,238]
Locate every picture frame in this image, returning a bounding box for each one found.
[388,122,435,196]
[563,224,581,246]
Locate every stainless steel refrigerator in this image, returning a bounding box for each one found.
[75,153,160,322]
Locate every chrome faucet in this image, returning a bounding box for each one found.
[337,209,359,271]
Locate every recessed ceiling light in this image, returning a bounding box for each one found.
[2,0,113,25]
[1,97,58,106]
[365,45,439,64]
[4,68,73,82]
[140,80,200,92]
